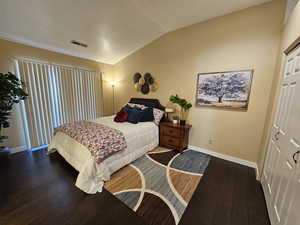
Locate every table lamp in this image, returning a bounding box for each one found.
[165,108,174,122]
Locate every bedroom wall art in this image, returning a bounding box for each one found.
[196,70,253,109]
[133,72,158,95]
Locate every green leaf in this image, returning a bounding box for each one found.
[0,72,28,131]
[169,94,192,111]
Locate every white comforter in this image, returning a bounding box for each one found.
[48,116,159,194]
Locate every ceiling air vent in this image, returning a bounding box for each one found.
[70,40,88,48]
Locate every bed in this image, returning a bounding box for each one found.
[48,98,165,194]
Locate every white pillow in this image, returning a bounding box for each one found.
[153,108,164,125]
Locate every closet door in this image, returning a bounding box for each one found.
[281,48,300,225]
[283,167,300,225]
[262,45,300,225]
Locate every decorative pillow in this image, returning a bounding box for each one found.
[153,108,164,125]
[114,109,128,122]
[139,107,155,122]
[124,107,144,124]
[124,103,164,125]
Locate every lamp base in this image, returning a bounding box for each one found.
[180,120,186,125]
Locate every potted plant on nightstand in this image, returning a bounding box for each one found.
[169,94,192,125]
[0,72,28,160]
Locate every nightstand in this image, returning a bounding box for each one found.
[159,122,192,153]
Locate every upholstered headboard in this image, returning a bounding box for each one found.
[128,98,165,111]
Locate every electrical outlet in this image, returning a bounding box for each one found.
[209,139,213,145]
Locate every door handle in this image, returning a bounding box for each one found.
[274,131,280,141]
[293,151,300,164]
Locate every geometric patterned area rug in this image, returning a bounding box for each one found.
[104,147,210,225]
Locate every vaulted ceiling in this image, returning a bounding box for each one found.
[0,0,271,64]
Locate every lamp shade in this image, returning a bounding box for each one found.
[165,108,174,113]
[109,80,117,87]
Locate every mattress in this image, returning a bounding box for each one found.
[48,116,159,194]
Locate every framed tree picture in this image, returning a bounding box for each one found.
[196,70,253,109]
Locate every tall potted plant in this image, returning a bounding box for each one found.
[0,72,28,158]
[169,94,192,125]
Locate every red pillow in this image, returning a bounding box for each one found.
[114,109,128,122]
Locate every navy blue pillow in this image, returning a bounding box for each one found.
[139,107,154,122]
[122,104,133,111]
[123,106,143,124]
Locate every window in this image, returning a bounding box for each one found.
[15,58,103,149]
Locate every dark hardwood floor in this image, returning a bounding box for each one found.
[0,149,270,225]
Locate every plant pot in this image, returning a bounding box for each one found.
[0,146,11,161]
[180,120,186,125]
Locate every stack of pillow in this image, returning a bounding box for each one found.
[114,103,164,125]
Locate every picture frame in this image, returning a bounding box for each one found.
[196,70,254,110]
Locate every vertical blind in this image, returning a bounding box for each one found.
[15,59,103,149]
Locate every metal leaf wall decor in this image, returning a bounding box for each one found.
[133,72,158,95]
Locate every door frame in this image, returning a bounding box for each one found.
[261,35,300,225]
[261,35,300,180]
[284,35,300,55]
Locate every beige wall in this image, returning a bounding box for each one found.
[0,0,288,170]
[0,39,114,149]
[114,0,285,165]
[258,0,300,173]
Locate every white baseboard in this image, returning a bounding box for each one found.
[11,145,27,154]
[189,145,259,180]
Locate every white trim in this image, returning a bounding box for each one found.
[255,166,260,181]
[0,32,112,65]
[146,151,203,176]
[11,145,27,154]
[129,164,146,211]
[149,148,173,154]
[189,145,260,180]
[166,153,188,207]
[113,188,141,195]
